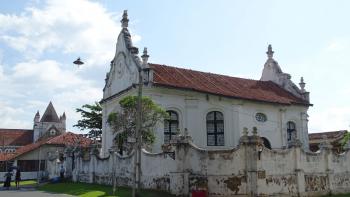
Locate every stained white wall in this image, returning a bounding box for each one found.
[101,86,310,156]
[74,138,350,196]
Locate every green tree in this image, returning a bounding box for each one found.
[340,132,350,149]
[74,102,102,141]
[108,96,167,154]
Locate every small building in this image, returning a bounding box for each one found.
[309,130,348,153]
[0,102,91,180]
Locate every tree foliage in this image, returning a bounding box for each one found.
[340,132,350,148]
[108,96,167,154]
[74,102,102,140]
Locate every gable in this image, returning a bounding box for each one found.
[103,30,138,99]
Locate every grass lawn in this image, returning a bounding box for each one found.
[0,179,37,187]
[325,194,350,197]
[38,182,175,197]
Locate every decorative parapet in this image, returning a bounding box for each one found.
[161,143,175,160]
[239,127,262,146]
[289,139,303,148]
[239,127,249,145]
[170,128,193,145]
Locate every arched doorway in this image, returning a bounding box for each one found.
[261,137,272,149]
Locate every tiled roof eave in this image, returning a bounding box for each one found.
[152,83,311,106]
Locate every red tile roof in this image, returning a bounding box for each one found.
[149,63,310,106]
[0,153,12,161]
[0,132,92,161]
[309,130,347,141]
[0,129,33,146]
[45,132,92,147]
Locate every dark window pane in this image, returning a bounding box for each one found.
[17,160,46,172]
[170,123,178,132]
[287,121,296,142]
[206,111,225,146]
[216,112,223,120]
[206,112,214,121]
[207,135,215,146]
[207,123,215,133]
[217,134,225,146]
[164,110,179,143]
[164,121,169,132]
[170,112,178,120]
[217,123,224,133]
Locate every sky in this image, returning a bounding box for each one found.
[0,0,349,133]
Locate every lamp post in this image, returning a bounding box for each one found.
[129,46,143,197]
[37,133,42,186]
[73,57,84,68]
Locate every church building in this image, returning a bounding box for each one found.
[100,11,312,156]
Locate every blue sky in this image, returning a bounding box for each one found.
[0,0,349,133]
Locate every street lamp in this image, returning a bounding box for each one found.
[73,57,84,68]
[128,46,150,197]
[37,133,42,186]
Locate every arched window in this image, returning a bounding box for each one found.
[206,111,224,146]
[287,121,296,142]
[164,110,179,144]
[261,137,272,149]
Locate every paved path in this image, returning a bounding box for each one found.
[0,187,74,197]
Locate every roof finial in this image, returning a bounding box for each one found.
[266,44,274,59]
[141,47,149,64]
[299,77,306,92]
[121,10,129,28]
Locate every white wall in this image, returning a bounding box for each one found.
[102,86,310,155]
[74,134,350,196]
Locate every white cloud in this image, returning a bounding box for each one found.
[0,0,137,131]
[12,60,89,89]
[0,101,32,129]
[0,0,140,66]
[291,37,350,133]
[309,106,350,132]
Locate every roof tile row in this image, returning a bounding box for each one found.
[150,63,309,105]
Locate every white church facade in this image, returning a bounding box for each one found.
[71,11,350,196]
[100,10,311,156]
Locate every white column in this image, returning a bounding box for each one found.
[279,108,286,148]
[232,104,242,147]
[300,112,309,150]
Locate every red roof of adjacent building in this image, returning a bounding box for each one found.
[0,153,11,161]
[0,129,33,146]
[309,130,347,141]
[149,63,310,106]
[0,132,92,161]
[45,132,92,147]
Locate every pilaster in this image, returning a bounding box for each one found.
[293,144,306,196]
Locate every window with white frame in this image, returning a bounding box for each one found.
[206,111,224,146]
[164,110,179,143]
